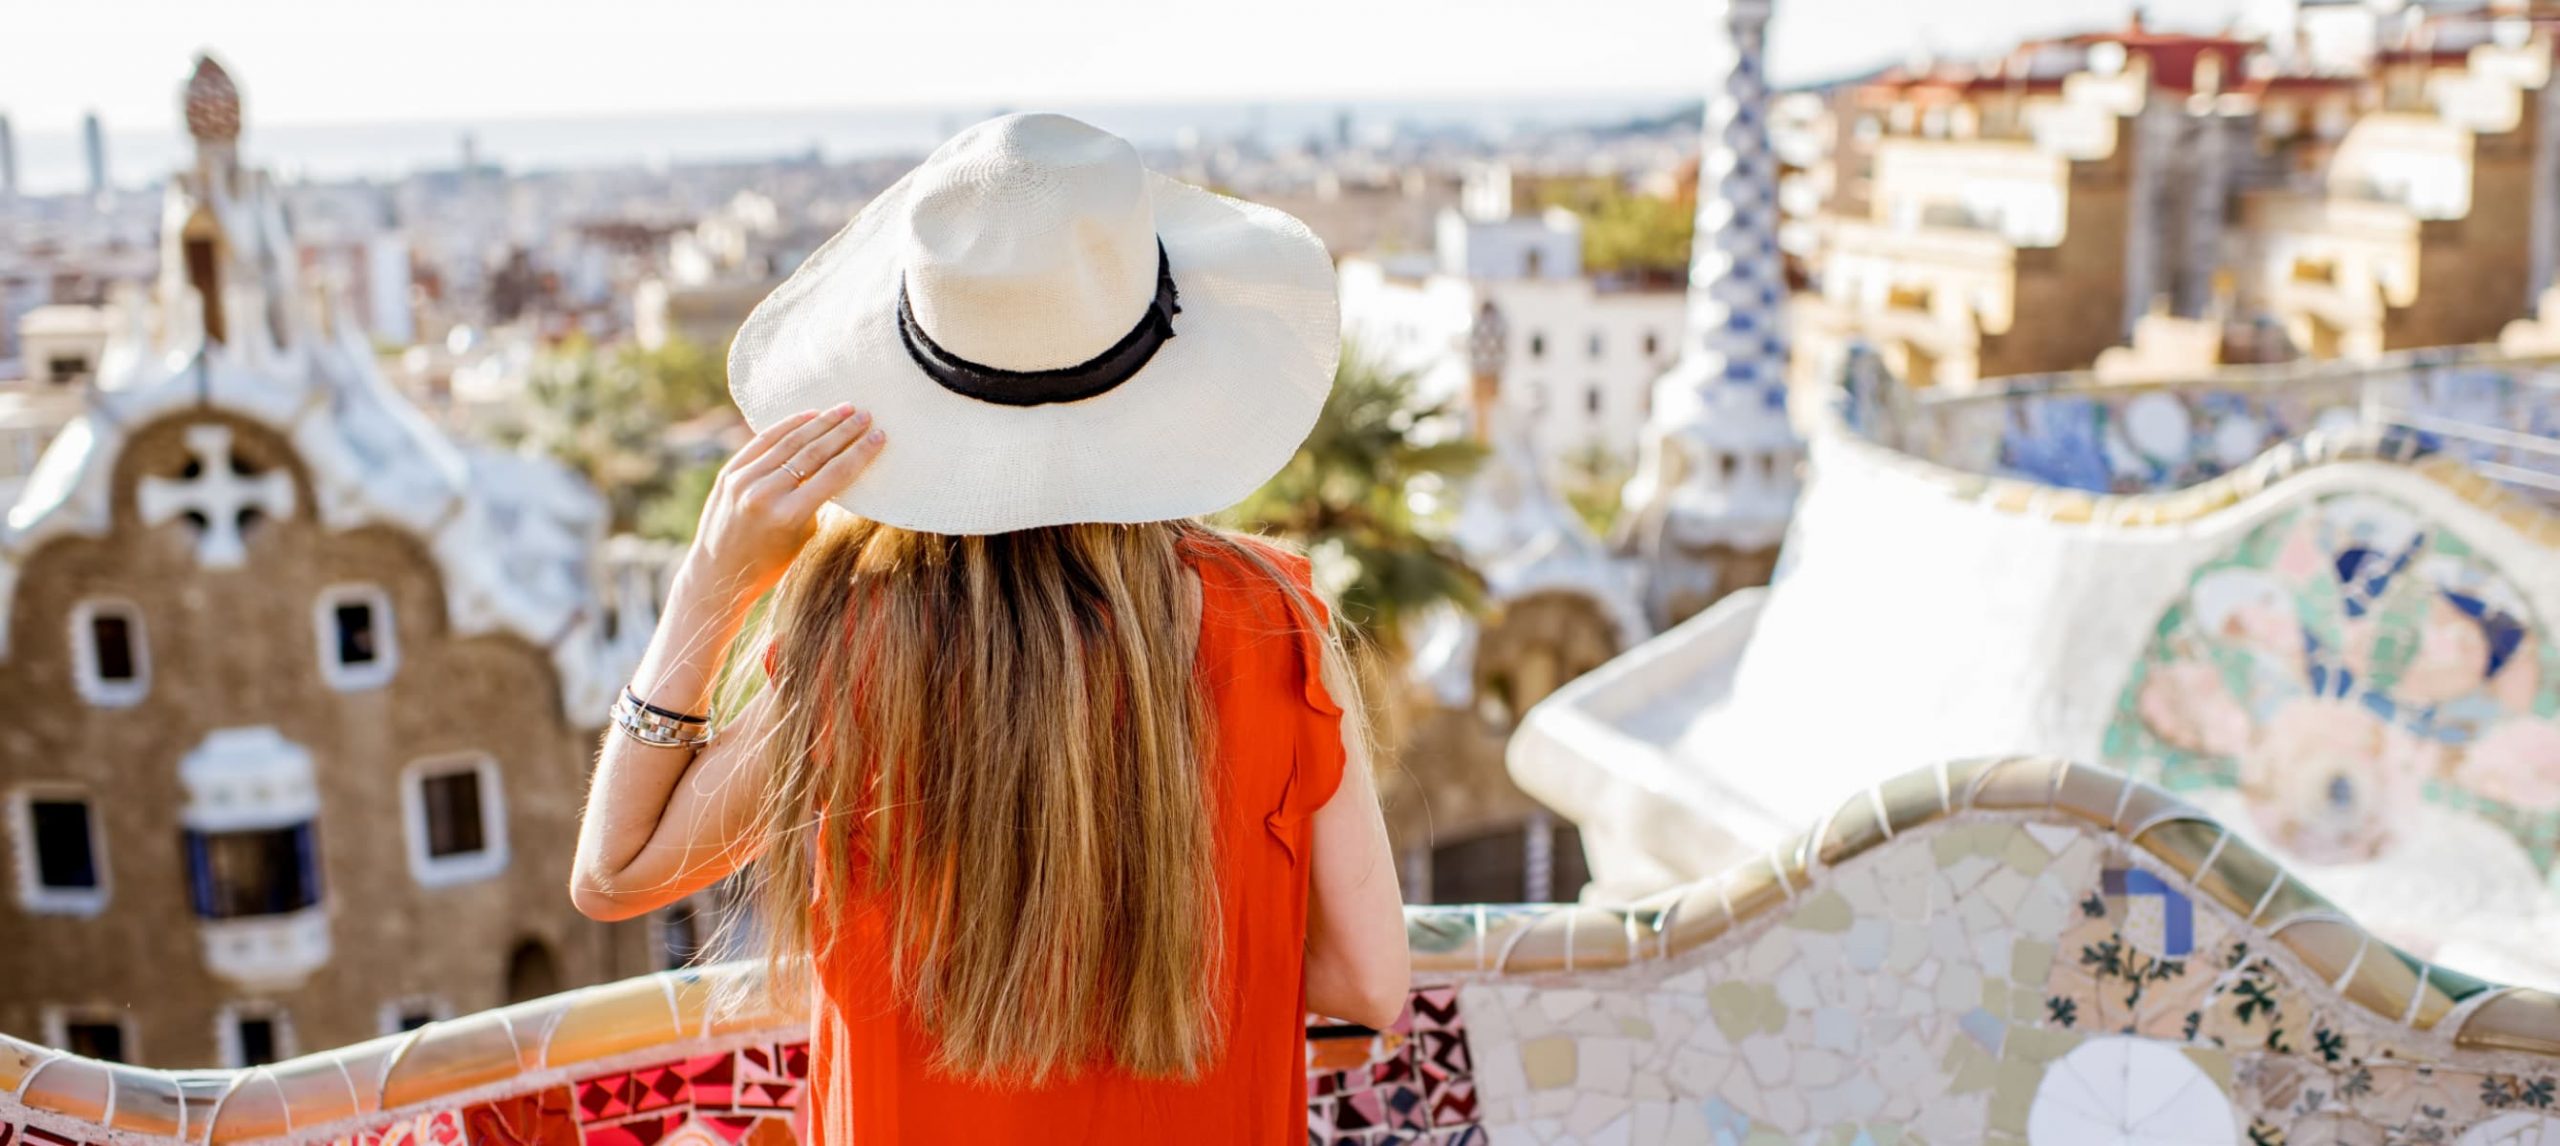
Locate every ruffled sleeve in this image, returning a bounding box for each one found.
[1250,544,1348,863]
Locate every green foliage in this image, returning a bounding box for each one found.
[1558,443,1629,539]
[1532,179,1695,280]
[1582,191,1694,279]
[499,335,735,537]
[639,460,725,543]
[1222,347,1486,649]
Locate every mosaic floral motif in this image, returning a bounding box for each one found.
[2104,493,2560,869]
[2028,1036,2239,1143]
[1306,985,1484,1143]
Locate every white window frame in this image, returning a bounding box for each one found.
[378,995,453,1035]
[214,1001,297,1067]
[401,753,508,888]
[313,584,398,691]
[69,598,150,707]
[9,785,109,916]
[41,1005,137,1063]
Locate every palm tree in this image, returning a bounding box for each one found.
[1223,345,1486,654]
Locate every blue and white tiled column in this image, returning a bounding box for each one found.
[1618,0,1802,628]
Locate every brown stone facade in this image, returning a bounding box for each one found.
[0,411,652,1067]
[2388,95,2547,352]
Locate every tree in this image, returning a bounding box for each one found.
[500,335,739,538]
[1529,179,1694,282]
[1222,346,1486,653]
[1559,443,1629,539]
[1579,190,1693,281]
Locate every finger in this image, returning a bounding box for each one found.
[784,425,887,511]
[721,409,821,476]
[777,407,873,484]
[733,403,855,477]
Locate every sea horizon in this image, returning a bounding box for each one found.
[4,91,1703,196]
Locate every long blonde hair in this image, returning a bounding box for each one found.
[734,515,1351,1088]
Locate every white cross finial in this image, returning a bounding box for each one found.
[139,423,296,569]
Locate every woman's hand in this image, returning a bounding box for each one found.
[682,403,886,601]
[572,404,880,920]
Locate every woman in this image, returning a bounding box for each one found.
[569,113,1411,1145]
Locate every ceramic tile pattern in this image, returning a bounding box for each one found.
[15,809,2560,1144]
[2105,492,2560,872]
[1435,815,2560,1144]
[313,1043,808,1146]
[1908,361,2560,496]
[1308,986,1485,1143]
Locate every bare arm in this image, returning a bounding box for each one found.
[1303,719,1411,1029]
[570,403,885,921]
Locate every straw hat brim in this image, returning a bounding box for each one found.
[727,171,1340,536]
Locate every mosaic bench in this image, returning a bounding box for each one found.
[9,758,2560,1144]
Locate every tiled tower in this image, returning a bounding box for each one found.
[1615,0,1802,628]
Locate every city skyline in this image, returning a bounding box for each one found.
[0,0,2251,181]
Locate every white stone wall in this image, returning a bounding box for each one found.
[1336,258,1684,479]
[1516,438,2560,895]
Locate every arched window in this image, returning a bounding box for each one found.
[505,938,563,1004]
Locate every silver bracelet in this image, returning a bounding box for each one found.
[610,689,715,749]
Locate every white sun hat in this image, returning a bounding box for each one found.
[727,112,1340,536]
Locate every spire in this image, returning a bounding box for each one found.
[1673,0,1789,407]
[184,55,242,146]
[1613,0,1801,628]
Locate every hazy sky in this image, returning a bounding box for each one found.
[1,0,2256,132]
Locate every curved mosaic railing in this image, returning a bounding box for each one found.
[1870,348,2560,497]
[12,759,2560,1143]
[1821,347,2560,542]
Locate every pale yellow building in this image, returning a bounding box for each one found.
[2234,34,2560,359]
[1798,25,2259,391]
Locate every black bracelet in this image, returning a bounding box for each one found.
[625,686,710,725]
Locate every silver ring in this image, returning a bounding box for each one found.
[779,461,808,484]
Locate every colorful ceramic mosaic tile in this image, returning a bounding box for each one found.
[1306,985,1485,1143]
[569,1041,806,1146]
[327,1109,464,1146]
[23,777,2560,1145]
[1931,362,2560,496]
[2107,492,2560,873]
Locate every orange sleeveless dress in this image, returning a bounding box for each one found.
[805,538,1347,1145]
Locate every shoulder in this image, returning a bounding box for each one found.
[1186,531,1345,718]
[1187,532,1326,620]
